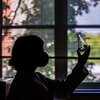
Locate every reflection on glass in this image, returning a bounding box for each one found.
[3,0,54,25]
[68,0,100,25]
[2,29,54,79]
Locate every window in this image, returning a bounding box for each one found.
[2,0,55,79]
[68,0,100,92]
[1,0,100,92]
[68,0,100,82]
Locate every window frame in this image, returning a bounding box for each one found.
[1,0,100,94]
[0,1,2,78]
[67,1,100,93]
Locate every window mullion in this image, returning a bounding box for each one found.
[0,0,3,78]
[55,0,67,80]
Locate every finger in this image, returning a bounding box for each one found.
[79,46,90,65]
[77,49,81,57]
[83,46,90,57]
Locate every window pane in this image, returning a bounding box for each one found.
[36,59,55,79]
[2,58,55,80]
[3,0,54,25]
[68,28,100,58]
[2,58,17,79]
[2,29,54,79]
[75,28,100,58]
[68,30,77,57]
[68,59,100,82]
[2,29,54,56]
[68,28,100,82]
[68,0,100,25]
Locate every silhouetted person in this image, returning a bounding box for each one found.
[6,35,90,100]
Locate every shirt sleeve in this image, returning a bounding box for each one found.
[62,67,89,96]
[51,67,88,98]
[35,66,89,98]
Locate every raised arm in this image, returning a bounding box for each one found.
[38,46,90,99]
[46,46,90,99]
[57,46,90,97]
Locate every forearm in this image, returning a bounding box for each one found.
[63,65,89,94]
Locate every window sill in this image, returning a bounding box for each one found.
[73,82,100,95]
[74,89,100,94]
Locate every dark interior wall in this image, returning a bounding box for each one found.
[0,81,6,100]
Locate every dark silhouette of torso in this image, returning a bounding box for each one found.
[7,72,53,100]
[6,68,89,100]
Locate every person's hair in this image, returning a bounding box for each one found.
[9,35,49,71]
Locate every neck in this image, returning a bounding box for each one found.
[16,67,36,75]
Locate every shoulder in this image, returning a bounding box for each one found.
[34,72,48,83]
[34,72,56,85]
[34,72,45,78]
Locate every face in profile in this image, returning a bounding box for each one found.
[9,35,49,72]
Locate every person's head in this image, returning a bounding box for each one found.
[9,35,49,72]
